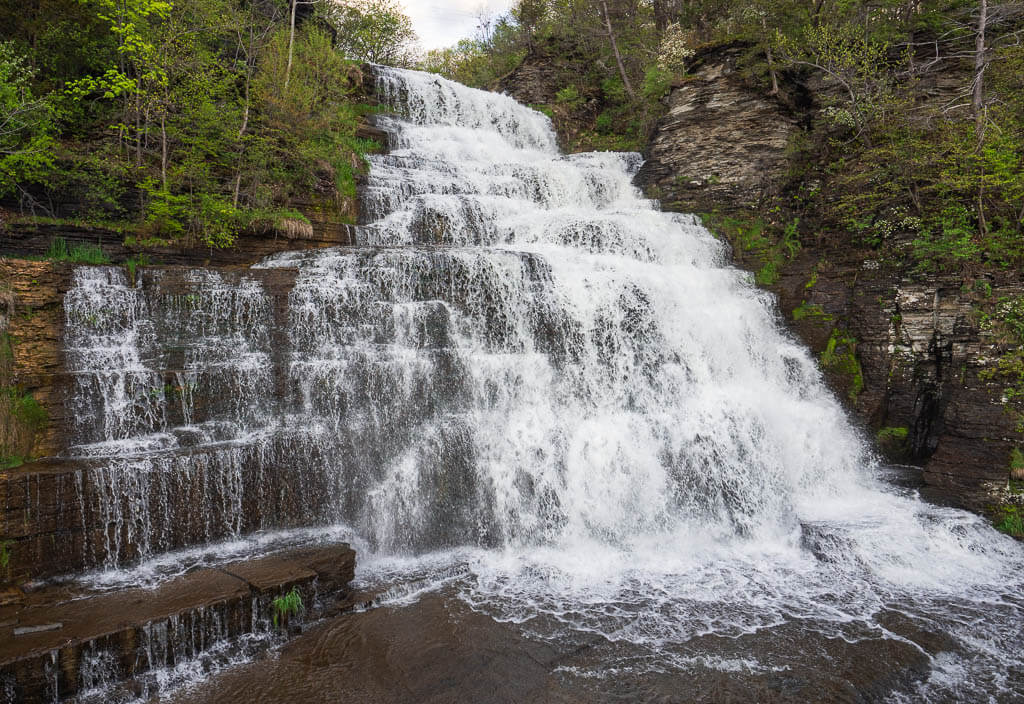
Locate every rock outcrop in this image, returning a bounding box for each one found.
[0,542,356,703]
[636,42,806,214]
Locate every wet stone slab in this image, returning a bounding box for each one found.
[0,543,355,704]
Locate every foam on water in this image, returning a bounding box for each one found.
[348,66,1023,699]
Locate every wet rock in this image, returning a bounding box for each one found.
[875,610,959,656]
[12,623,61,637]
[179,593,580,704]
[0,542,355,703]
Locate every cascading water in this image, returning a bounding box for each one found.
[63,66,1023,700]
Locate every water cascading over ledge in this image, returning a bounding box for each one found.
[6,65,1022,701]
[16,64,870,575]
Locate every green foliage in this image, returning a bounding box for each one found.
[329,0,418,66]
[272,586,304,629]
[555,85,582,108]
[0,540,10,570]
[0,42,57,197]
[979,296,1024,431]
[142,184,189,239]
[1,384,49,469]
[701,213,800,286]
[124,254,150,285]
[252,27,369,208]
[792,302,831,322]
[10,392,47,430]
[994,505,1024,537]
[911,205,981,271]
[2,0,381,246]
[601,77,626,104]
[821,329,864,402]
[1010,448,1024,478]
[44,237,111,265]
[529,104,554,119]
[778,17,899,143]
[642,66,673,102]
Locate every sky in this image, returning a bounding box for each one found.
[402,0,517,50]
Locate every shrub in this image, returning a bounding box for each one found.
[555,85,582,108]
[994,505,1024,537]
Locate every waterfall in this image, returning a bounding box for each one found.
[67,66,861,555]
[62,66,1024,700]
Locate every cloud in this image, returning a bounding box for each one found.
[402,0,516,50]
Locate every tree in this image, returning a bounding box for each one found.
[285,0,321,92]
[328,0,419,66]
[64,0,171,166]
[601,0,636,100]
[778,20,900,147]
[0,42,55,201]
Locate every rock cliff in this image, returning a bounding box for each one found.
[629,43,1023,512]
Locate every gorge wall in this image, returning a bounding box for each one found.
[630,43,1023,512]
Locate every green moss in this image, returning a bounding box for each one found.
[700,212,800,288]
[821,329,864,403]
[876,426,909,460]
[877,426,908,442]
[792,301,832,322]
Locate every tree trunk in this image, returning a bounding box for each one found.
[233,80,251,208]
[284,0,297,93]
[762,15,779,95]
[134,91,143,168]
[601,0,636,100]
[160,112,168,192]
[652,0,670,33]
[973,0,988,234]
[972,0,987,140]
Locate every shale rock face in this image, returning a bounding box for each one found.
[635,44,1024,511]
[772,245,1024,509]
[637,42,802,214]
[499,37,590,108]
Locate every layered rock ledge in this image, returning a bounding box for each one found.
[0,542,356,703]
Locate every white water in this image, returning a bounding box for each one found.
[345,67,1024,700]
[62,66,1024,700]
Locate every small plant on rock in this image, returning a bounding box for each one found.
[995,506,1024,538]
[272,586,304,629]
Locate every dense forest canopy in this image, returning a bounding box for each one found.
[422,0,1024,273]
[1,0,1021,268]
[0,0,419,246]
